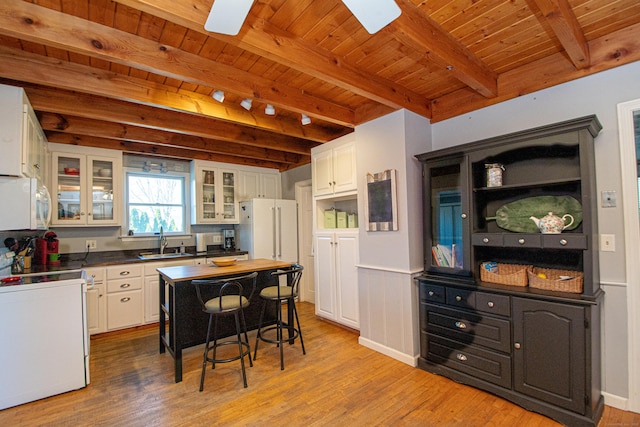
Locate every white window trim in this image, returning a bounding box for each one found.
[617,98,640,413]
[122,166,191,237]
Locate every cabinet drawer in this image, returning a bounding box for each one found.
[446,287,475,308]
[423,333,512,389]
[425,304,511,353]
[476,292,510,316]
[107,290,143,330]
[419,282,445,303]
[106,264,143,280]
[472,234,503,246]
[503,234,541,248]
[107,277,143,293]
[542,234,587,249]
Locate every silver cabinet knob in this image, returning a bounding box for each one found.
[487,301,494,308]
[514,343,521,349]
[428,291,434,296]
[483,237,489,243]
[455,321,467,329]
[560,239,568,246]
[518,238,525,245]
[456,353,468,361]
[461,213,467,219]
[455,295,462,302]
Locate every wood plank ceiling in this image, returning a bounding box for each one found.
[1,0,639,171]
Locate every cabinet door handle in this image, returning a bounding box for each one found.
[514,343,521,349]
[482,237,489,243]
[456,353,468,361]
[120,283,131,289]
[518,238,525,245]
[455,321,467,329]
[455,295,462,302]
[461,213,467,219]
[560,239,568,246]
[120,271,130,276]
[120,297,131,303]
[428,290,434,297]
[487,301,494,308]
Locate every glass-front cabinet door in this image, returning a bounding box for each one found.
[192,162,238,224]
[53,153,83,224]
[423,156,470,275]
[89,157,115,224]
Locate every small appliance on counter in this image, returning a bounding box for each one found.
[223,229,235,251]
[35,231,60,265]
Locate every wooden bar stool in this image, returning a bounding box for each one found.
[193,271,258,391]
[253,264,305,370]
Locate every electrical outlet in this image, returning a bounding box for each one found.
[600,234,615,252]
[212,234,222,244]
[86,240,97,249]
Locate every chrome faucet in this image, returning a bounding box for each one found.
[159,226,168,255]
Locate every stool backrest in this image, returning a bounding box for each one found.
[270,264,303,299]
[193,271,258,313]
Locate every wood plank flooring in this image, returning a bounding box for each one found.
[1,302,638,426]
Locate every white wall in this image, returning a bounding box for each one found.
[430,60,640,404]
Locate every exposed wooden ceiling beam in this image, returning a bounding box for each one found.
[391,0,498,98]
[0,49,343,146]
[45,132,291,170]
[9,82,326,155]
[39,112,307,165]
[113,0,433,119]
[430,21,640,121]
[0,0,354,126]
[530,0,590,69]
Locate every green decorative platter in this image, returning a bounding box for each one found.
[486,195,583,233]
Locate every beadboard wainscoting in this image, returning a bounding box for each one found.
[357,264,423,366]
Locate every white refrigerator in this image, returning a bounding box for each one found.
[237,199,298,263]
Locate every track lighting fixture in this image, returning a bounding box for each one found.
[301,113,311,125]
[265,104,275,115]
[241,98,253,110]
[212,90,225,102]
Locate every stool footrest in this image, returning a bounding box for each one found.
[256,325,300,345]
[205,340,251,364]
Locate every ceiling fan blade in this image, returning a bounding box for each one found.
[341,0,401,34]
[204,0,255,35]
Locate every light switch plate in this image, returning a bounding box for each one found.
[602,191,617,207]
[601,234,615,252]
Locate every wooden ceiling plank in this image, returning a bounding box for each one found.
[45,132,289,170]
[530,0,590,69]
[38,112,306,164]
[0,0,355,126]
[0,44,345,142]
[391,0,498,98]
[431,19,640,122]
[112,0,432,117]
[12,82,330,154]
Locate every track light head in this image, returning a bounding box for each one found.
[241,98,252,110]
[301,113,311,125]
[265,104,275,115]
[212,90,225,102]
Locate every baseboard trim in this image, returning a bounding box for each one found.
[358,336,418,367]
[602,391,629,411]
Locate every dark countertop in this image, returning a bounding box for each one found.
[23,247,248,273]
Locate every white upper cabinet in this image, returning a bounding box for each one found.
[0,84,47,181]
[237,167,281,201]
[191,160,239,224]
[312,137,357,197]
[49,143,122,226]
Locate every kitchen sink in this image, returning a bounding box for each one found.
[138,253,194,260]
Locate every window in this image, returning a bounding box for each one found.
[124,162,190,235]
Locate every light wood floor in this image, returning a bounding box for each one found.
[1,302,638,426]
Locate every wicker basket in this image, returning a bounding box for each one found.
[479,263,531,287]
[528,268,583,294]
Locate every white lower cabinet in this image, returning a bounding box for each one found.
[314,231,359,329]
[143,259,196,323]
[84,267,107,335]
[106,264,144,331]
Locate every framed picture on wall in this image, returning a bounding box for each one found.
[364,169,398,231]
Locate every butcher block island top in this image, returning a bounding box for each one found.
[157,258,293,282]
[157,258,295,382]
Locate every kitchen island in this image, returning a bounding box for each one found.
[157,258,292,382]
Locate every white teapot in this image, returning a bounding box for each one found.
[530,212,574,234]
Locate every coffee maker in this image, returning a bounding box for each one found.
[35,231,60,265]
[223,229,235,251]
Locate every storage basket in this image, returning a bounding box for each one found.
[527,268,583,294]
[479,263,531,287]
